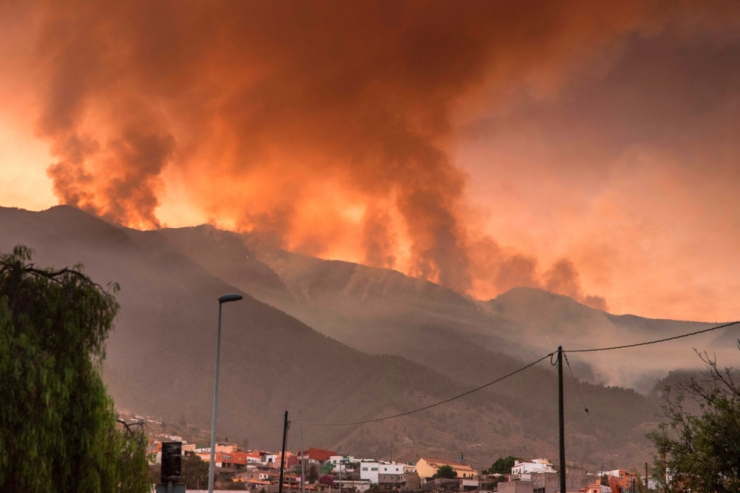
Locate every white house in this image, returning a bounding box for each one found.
[360,461,409,485]
[329,455,358,473]
[511,459,556,480]
[360,461,380,484]
[379,463,405,476]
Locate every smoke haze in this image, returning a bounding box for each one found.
[2,0,740,310]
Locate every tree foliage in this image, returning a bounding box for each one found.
[0,246,150,492]
[483,456,522,475]
[319,474,335,485]
[180,451,210,489]
[307,464,319,483]
[433,465,458,479]
[647,346,740,493]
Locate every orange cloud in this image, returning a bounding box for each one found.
[2,0,739,313]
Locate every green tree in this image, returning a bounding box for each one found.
[307,464,319,483]
[0,246,150,492]
[433,465,458,479]
[633,472,648,493]
[180,451,210,489]
[484,456,522,475]
[647,347,740,493]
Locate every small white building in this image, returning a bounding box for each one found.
[511,459,556,480]
[379,463,405,475]
[329,455,358,473]
[360,461,408,485]
[360,461,380,484]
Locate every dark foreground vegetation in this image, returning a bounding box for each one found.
[0,246,150,492]
[648,346,740,493]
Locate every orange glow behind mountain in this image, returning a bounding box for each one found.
[2,0,740,321]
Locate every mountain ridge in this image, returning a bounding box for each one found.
[2,205,735,470]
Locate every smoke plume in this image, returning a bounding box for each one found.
[4,0,735,304]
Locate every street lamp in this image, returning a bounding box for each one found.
[208,293,244,493]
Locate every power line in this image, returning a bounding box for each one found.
[304,320,739,426]
[563,352,598,438]
[305,352,555,426]
[564,320,740,353]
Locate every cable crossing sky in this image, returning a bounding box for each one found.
[304,320,739,427]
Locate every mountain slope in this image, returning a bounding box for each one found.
[0,205,564,468]
[4,205,726,470]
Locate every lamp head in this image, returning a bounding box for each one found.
[218,293,244,303]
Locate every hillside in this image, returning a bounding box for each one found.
[3,205,731,470]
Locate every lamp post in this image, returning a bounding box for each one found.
[208,293,243,493]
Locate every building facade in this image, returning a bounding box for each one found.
[416,458,479,481]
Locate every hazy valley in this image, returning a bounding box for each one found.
[1,205,737,471]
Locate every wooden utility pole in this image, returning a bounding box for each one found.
[645,462,648,491]
[279,411,289,493]
[301,412,306,493]
[558,346,566,493]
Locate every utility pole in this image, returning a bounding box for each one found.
[279,411,289,493]
[558,346,566,493]
[645,462,648,491]
[301,412,306,493]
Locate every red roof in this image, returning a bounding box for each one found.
[299,448,337,462]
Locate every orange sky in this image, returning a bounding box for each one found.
[1,1,739,322]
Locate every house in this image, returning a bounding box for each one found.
[222,451,253,470]
[198,450,251,469]
[379,463,405,476]
[278,451,300,468]
[297,448,338,464]
[599,469,637,492]
[359,460,380,484]
[359,461,408,485]
[511,459,556,480]
[216,443,240,453]
[377,462,407,489]
[244,468,282,484]
[328,455,358,473]
[334,480,372,492]
[416,457,479,483]
[255,451,278,466]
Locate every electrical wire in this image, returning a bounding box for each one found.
[305,351,555,426]
[304,320,740,426]
[564,320,740,353]
[563,352,598,438]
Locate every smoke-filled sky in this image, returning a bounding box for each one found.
[1,0,739,322]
